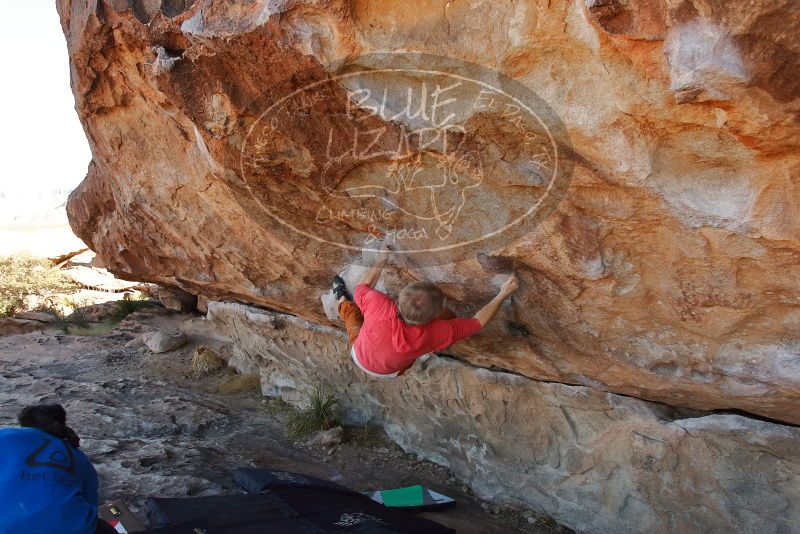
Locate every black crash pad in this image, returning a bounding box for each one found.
[233,467,354,495]
[142,484,454,533]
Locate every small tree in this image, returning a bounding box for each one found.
[0,256,76,317]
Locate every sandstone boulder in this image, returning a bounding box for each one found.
[142,330,188,353]
[196,295,209,314]
[0,318,44,337]
[58,0,800,423]
[15,311,57,323]
[156,287,197,313]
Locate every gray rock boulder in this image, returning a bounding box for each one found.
[142,330,187,353]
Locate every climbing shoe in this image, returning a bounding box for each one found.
[332,275,350,301]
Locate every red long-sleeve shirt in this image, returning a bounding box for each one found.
[353,284,482,375]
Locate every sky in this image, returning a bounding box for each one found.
[0,1,92,199]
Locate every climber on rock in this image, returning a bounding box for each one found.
[333,245,519,378]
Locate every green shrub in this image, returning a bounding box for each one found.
[0,256,76,318]
[286,385,338,439]
[112,293,153,320]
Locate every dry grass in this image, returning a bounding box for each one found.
[286,384,338,439]
[216,373,261,394]
[191,345,226,377]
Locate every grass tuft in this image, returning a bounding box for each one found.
[286,384,338,439]
[191,345,226,377]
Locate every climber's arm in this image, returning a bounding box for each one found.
[474,276,518,328]
[358,244,390,288]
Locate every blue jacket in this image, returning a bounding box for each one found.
[0,427,98,534]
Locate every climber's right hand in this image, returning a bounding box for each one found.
[376,242,390,267]
[500,276,519,298]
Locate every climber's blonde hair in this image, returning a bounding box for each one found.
[398,282,444,325]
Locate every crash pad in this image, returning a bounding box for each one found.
[143,472,455,534]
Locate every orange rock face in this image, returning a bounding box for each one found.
[59,0,800,423]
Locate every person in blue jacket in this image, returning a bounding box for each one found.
[0,405,115,534]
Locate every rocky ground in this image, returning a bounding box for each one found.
[0,306,568,533]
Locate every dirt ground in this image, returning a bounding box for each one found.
[0,306,569,533]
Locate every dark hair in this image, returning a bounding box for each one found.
[398,282,444,325]
[18,404,80,448]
